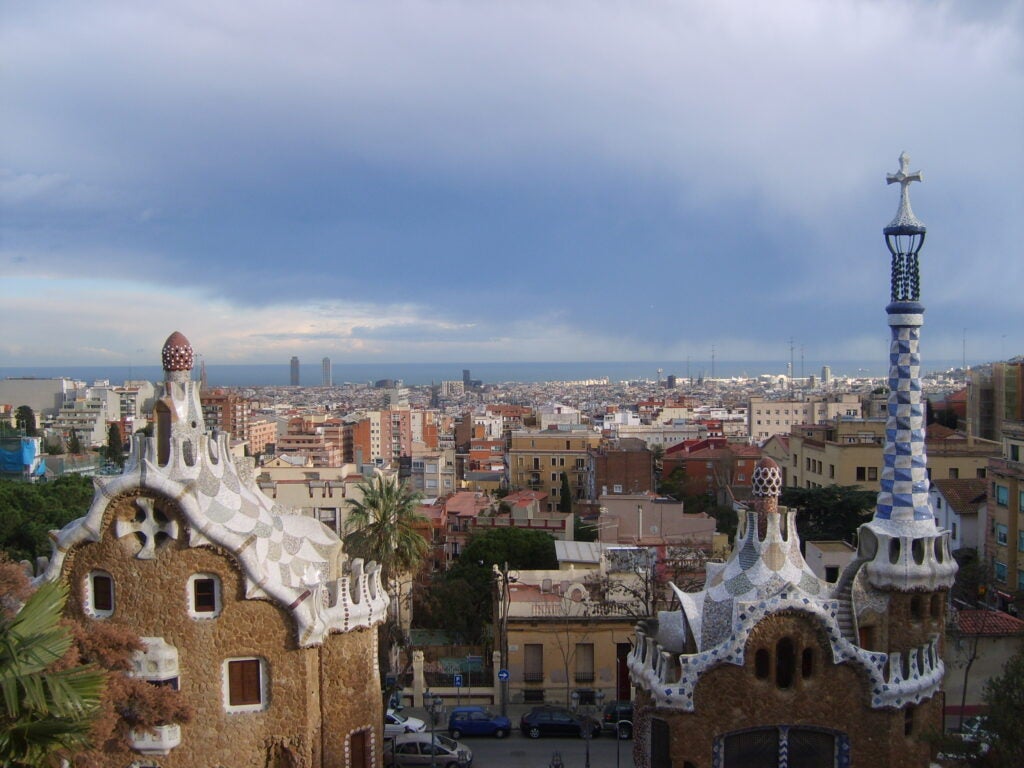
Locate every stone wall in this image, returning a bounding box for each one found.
[61,489,382,767]
[633,611,941,768]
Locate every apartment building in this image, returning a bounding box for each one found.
[987,420,1024,608]
[507,427,602,512]
[772,418,1000,492]
[747,393,862,441]
[967,360,1024,443]
[200,389,251,441]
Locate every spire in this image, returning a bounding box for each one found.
[859,155,955,591]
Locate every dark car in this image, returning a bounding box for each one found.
[519,706,602,739]
[601,700,634,739]
[448,706,512,739]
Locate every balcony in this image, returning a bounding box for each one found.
[129,724,181,755]
[523,671,544,683]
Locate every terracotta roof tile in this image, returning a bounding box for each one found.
[932,479,987,515]
[955,609,1024,636]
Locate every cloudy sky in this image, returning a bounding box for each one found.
[2,1,1021,368]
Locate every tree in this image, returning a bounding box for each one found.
[982,647,1024,767]
[343,473,428,589]
[0,559,192,766]
[103,425,124,469]
[65,432,82,456]
[0,476,95,563]
[779,485,876,543]
[558,472,572,514]
[14,407,36,438]
[343,473,428,679]
[0,578,105,766]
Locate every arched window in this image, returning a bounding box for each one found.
[910,595,923,620]
[754,648,770,679]
[801,647,814,679]
[930,593,942,618]
[775,638,796,689]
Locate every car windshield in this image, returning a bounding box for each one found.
[390,712,408,724]
[435,735,457,750]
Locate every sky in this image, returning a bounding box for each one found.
[2,1,1022,369]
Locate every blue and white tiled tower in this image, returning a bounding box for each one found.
[858,153,957,592]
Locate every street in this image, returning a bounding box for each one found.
[465,731,636,768]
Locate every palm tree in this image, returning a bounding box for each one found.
[0,580,106,767]
[344,473,429,681]
[343,473,429,588]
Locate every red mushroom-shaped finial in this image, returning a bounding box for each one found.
[161,331,194,372]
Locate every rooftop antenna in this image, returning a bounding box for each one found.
[711,345,716,383]
[789,338,795,393]
[962,328,967,369]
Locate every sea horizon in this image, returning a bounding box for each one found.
[0,358,973,388]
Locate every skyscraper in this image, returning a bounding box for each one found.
[322,357,332,387]
[290,356,300,386]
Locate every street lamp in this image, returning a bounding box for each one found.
[571,689,605,768]
[424,690,445,768]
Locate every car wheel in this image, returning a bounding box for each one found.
[450,729,462,740]
[528,726,542,739]
[618,723,633,740]
[494,728,507,739]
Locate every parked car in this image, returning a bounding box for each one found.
[519,706,602,739]
[601,700,634,739]
[448,706,512,738]
[384,732,472,768]
[385,708,427,737]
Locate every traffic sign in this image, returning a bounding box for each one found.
[498,669,509,682]
[453,674,463,688]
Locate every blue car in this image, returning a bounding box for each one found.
[447,706,512,739]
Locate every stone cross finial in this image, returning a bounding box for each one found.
[886,151,924,229]
[115,497,179,559]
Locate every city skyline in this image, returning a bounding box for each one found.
[2,2,1021,367]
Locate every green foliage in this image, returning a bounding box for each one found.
[456,526,558,573]
[0,580,106,766]
[558,472,572,515]
[779,484,876,543]
[14,407,36,438]
[0,476,94,563]
[422,528,559,646]
[343,474,428,587]
[982,647,1024,767]
[103,426,124,468]
[65,432,82,456]
[709,505,739,541]
[574,514,598,543]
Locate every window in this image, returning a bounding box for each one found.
[1019,531,1024,552]
[829,464,835,479]
[856,467,866,482]
[575,643,595,683]
[996,524,1009,546]
[775,638,796,689]
[867,467,878,482]
[948,467,959,479]
[754,648,770,679]
[995,484,1009,506]
[188,573,222,618]
[524,644,543,683]
[224,658,267,711]
[86,571,114,618]
[994,561,1008,583]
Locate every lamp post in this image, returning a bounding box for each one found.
[424,690,445,768]
[571,688,604,768]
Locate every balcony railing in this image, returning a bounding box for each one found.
[523,671,544,683]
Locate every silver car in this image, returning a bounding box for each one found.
[384,732,472,768]
[384,709,427,737]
